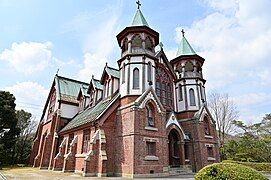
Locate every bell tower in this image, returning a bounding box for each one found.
[171,30,207,114]
[116,3,159,102]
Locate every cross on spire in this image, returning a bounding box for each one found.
[136,0,141,9]
[181,29,185,37]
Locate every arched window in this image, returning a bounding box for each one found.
[204,116,210,135]
[189,88,196,106]
[155,81,161,97]
[179,84,183,101]
[167,84,172,106]
[185,61,194,72]
[155,67,173,109]
[147,62,152,82]
[122,63,125,84]
[200,84,205,102]
[145,36,153,51]
[146,104,154,127]
[122,38,128,53]
[133,68,139,89]
[131,34,142,48]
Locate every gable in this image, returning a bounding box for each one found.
[155,50,176,79]
[166,112,187,139]
[134,86,165,113]
[194,103,215,124]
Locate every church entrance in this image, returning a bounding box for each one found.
[168,129,181,167]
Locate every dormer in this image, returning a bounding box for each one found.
[77,85,90,112]
[101,64,120,99]
[87,75,104,107]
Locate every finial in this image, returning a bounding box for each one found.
[105,62,108,67]
[181,29,185,37]
[136,0,141,9]
[159,42,164,49]
[92,75,94,79]
[56,68,59,75]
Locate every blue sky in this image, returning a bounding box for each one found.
[0,0,270,124]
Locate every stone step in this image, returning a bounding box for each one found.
[168,167,193,176]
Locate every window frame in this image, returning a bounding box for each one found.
[146,141,156,156]
[155,66,173,109]
[133,68,140,89]
[179,84,183,101]
[189,88,196,106]
[131,34,142,48]
[207,146,214,157]
[82,130,90,153]
[146,104,155,127]
[204,117,211,135]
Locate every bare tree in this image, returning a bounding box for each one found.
[208,92,239,147]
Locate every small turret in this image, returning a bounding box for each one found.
[171,30,206,112]
[116,2,159,100]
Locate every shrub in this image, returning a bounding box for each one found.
[222,160,271,172]
[195,162,268,180]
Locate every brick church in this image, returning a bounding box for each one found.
[30,3,220,178]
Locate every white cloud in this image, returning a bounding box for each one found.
[78,53,107,81]
[0,42,53,75]
[176,0,271,90]
[232,92,271,107]
[77,13,120,81]
[62,1,123,82]
[175,0,271,124]
[4,82,48,120]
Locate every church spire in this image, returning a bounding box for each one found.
[131,1,149,27]
[176,29,196,56]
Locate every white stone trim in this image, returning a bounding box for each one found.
[143,137,159,142]
[207,157,216,161]
[75,154,87,158]
[144,155,159,161]
[100,150,107,161]
[205,135,213,139]
[84,150,94,161]
[166,112,186,138]
[145,126,158,131]
[205,143,215,147]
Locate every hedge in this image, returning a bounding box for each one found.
[223,160,271,172]
[195,162,268,180]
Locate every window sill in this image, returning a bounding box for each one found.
[205,135,213,139]
[145,126,158,131]
[75,154,87,158]
[207,157,216,161]
[144,155,159,161]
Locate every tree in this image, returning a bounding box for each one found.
[225,114,271,162]
[208,92,239,147]
[0,91,20,165]
[14,110,37,164]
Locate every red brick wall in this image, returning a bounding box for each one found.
[180,116,220,171]
[133,104,168,174]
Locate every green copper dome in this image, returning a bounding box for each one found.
[176,36,196,56]
[131,9,149,27]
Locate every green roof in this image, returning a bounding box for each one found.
[106,66,120,78]
[176,36,196,56]
[92,79,103,90]
[55,75,89,103]
[81,85,89,96]
[131,9,149,27]
[60,93,120,132]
